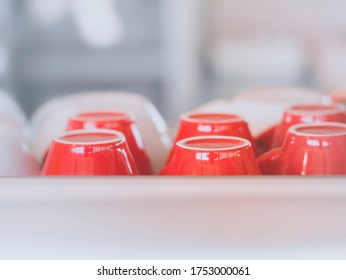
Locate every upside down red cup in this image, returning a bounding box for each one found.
[269,103,346,149]
[66,111,153,175]
[161,136,261,175]
[258,122,346,175]
[41,129,139,175]
[168,112,258,162]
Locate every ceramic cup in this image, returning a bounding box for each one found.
[161,136,261,176]
[30,91,171,174]
[168,112,258,162]
[258,122,346,175]
[195,87,328,136]
[0,89,27,126]
[41,129,139,176]
[256,103,346,152]
[66,111,153,175]
[0,122,40,176]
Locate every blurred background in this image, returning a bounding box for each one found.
[1,0,346,121]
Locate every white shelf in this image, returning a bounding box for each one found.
[1,177,345,259]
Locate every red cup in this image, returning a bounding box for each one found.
[161,136,261,175]
[258,122,346,175]
[66,111,153,175]
[269,103,345,149]
[41,129,139,175]
[168,112,258,161]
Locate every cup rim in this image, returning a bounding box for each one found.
[176,135,250,151]
[288,122,346,137]
[286,103,345,116]
[54,129,125,145]
[180,112,244,124]
[69,111,134,122]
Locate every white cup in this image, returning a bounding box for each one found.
[0,89,27,126]
[196,87,329,136]
[0,122,40,176]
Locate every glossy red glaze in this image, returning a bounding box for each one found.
[67,111,153,175]
[270,103,346,149]
[161,136,261,175]
[168,112,258,162]
[258,122,346,175]
[41,129,139,176]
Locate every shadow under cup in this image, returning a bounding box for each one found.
[258,122,346,175]
[41,129,139,176]
[161,136,261,175]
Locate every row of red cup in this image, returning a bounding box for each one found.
[41,102,346,175]
[161,104,346,175]
[1,89,346,176]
